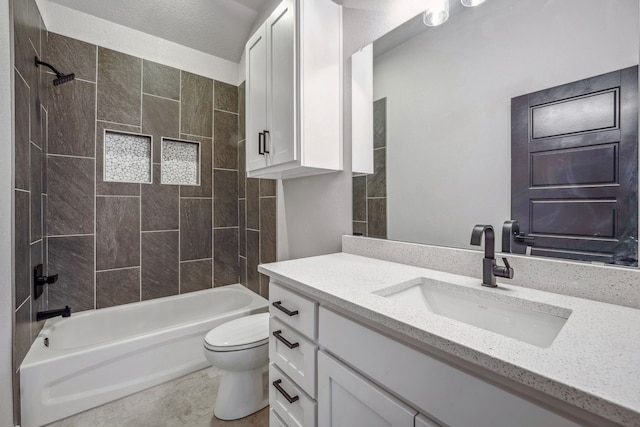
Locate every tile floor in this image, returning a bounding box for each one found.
[46,367,269,427]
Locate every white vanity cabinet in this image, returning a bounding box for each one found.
[245,0,342,180]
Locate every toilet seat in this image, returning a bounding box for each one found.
[204,312,269,352]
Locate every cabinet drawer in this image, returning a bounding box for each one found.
[270,317,318,398]
[270,282,318,339]
[269,364,317,427]
[270,408,289,427]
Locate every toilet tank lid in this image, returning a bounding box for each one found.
[205,312,270,348]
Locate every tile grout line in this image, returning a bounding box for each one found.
[180,258,213,264]
[47,153,95,160]
[94,44,98,310]
[139,57,143,303]
[96,266,140,274]
[178,69,182,294]
[142,91,180,103]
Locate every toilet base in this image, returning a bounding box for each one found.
[214,364,269,420]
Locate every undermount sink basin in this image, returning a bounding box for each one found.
[374,277,571,348]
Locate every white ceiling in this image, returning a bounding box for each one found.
[47,0,274,62]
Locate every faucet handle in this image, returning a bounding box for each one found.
[493,257,514,280]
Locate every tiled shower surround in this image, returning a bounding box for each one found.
[45,33,276,313]
[11,18,277,421]
[353,97,387,238]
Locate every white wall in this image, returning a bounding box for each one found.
[36,0,240,85]
[275,1,428,260]
[373,0,638,249]
[0,0,14,423]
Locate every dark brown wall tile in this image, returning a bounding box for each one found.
[143,60,180,100]
[30,63,42,150]
[353,175,366,222]
[48,235,95,311]
[180,198,212,261]
[40,106,48,193]
[96,268,140,308]
[142,95,179,163]
[214,81,238,113]
[214,228,238,286]
[14,299,31,370]
[13,367,21,425]
[213,111,238,169]
[48,80,96,157]
[15,190,30,306]
[260,274,270,299]
[96,196,140,270]
[181,71,213,137]
[96,121,141,196]
[238,139,246,198]
[260,179,276,197]
[367,198,387,239]
[181,260,212,293]
[15,72,30,191]
[180,135,212,198]
[374,97,386,149]
[13,0,38,79]
[239,199,246,257]
[260,197,276,264]
[141,231,179,300]
[142,164,179,231]
[353,221,367,236]
[246,178,260,230]
[30,144,42,242]
[238,82,245,141]
[367,148,386,198]
[47,156,94,235]
[97,48,141,125]
[246,230,259,294]
[46,33,97,82]
[214,169,238,227]
[239,256,247,287]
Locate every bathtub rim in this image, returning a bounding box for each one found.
[21,284,267,367]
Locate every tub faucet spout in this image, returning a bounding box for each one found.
[37,306,71,321]
[470,224,514,287]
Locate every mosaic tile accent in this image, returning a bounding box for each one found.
[161,138,200,185]
[104,130,152,183]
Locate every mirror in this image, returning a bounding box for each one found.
[352,0,639,266]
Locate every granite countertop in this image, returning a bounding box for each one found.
[259,252,640,426]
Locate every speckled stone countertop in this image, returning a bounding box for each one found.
[259,252,640,426]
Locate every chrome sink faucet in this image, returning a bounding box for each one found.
[470,224,514,287]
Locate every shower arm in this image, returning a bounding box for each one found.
[34,57,64,77]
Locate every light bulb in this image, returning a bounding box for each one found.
[423,0,449,26]
[461,0,486,6]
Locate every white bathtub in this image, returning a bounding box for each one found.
[20,284,268,427]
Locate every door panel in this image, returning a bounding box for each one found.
[246,26,268,172]
[267,0,296,167]
[511,66,638,266]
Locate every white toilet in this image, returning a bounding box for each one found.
[203,312,270,420]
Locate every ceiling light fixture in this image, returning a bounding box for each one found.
[461,0,486,6]
[423,0,449,27]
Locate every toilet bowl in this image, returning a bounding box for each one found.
[204,312,270,420]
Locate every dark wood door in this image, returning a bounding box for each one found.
[511,66,638,266]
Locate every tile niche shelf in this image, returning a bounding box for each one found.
[161,138,201,186]
[104,130,153,184]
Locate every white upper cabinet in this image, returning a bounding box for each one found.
[245,0,342,180]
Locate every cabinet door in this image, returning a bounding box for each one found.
[266,0,297,167]
[318,351,417,427]
[246,24,268,172]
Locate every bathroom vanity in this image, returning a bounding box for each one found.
[261,244,640,427]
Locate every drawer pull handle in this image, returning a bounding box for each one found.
[272,379,299,404]
[258,132,265,155]
[273,330,300,349]
[272,301,299,317]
